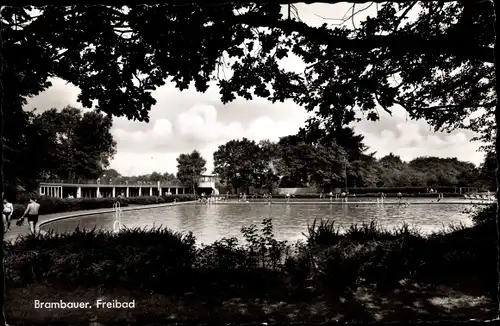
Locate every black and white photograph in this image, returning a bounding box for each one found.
[0,1,499,325]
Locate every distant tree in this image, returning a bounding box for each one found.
[213,138,264,193]
[348,153,380,188]
[103,169,121,179]
[31,106,117,180]
[276,135,349,190]
[298,118,367,161]
[257,140,282,192]
[148,172,163,182]
[176,150,207,193]
[3,106,116,183]
[409,157,478,188]
[309,143,349,191]
[162,172,180,184]
[479,151,496,191]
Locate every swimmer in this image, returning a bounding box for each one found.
[380,192,386,204]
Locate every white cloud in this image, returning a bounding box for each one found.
[175,104,244,143]
[247,117,301,142]
[110,104,305,175]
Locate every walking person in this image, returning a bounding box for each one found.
[2,198,14,232]
[17,196,40,235]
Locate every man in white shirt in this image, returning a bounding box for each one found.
[3,198,14,232]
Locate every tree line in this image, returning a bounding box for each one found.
[5,105,490,195]
[211,126,490,193]
[110,124,492,195]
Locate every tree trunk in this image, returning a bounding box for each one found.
[494,1,500,319]
[0,66,6,325]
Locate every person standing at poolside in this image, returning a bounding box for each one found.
[397,192,403,205]
[17,196,40,235]
[2,198,14,232]
[115,192,123,206]
[341,191,346,203]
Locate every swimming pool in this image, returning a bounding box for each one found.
[41,197,476,244]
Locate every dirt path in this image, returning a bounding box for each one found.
[5,283,495,324]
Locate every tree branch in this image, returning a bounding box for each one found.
[236,13,494,63]
[393,1,418,31]
[2,0,483,7]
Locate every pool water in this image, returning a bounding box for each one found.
[42,198,475,244]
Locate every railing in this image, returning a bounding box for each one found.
[37,179,184,187]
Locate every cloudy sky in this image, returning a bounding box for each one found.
[24,3,485,176]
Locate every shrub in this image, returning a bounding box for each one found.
[4,216,495,301]
[160,194,197,203]
[471,204,496,225]
[5,226,197,292]
[125,196,165,205]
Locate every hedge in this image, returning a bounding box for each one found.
[222,193,464,199]
[10,194,197,218]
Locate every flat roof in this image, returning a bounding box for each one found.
[39,183,188,188]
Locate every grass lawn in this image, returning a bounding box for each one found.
[6,281,495,324]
